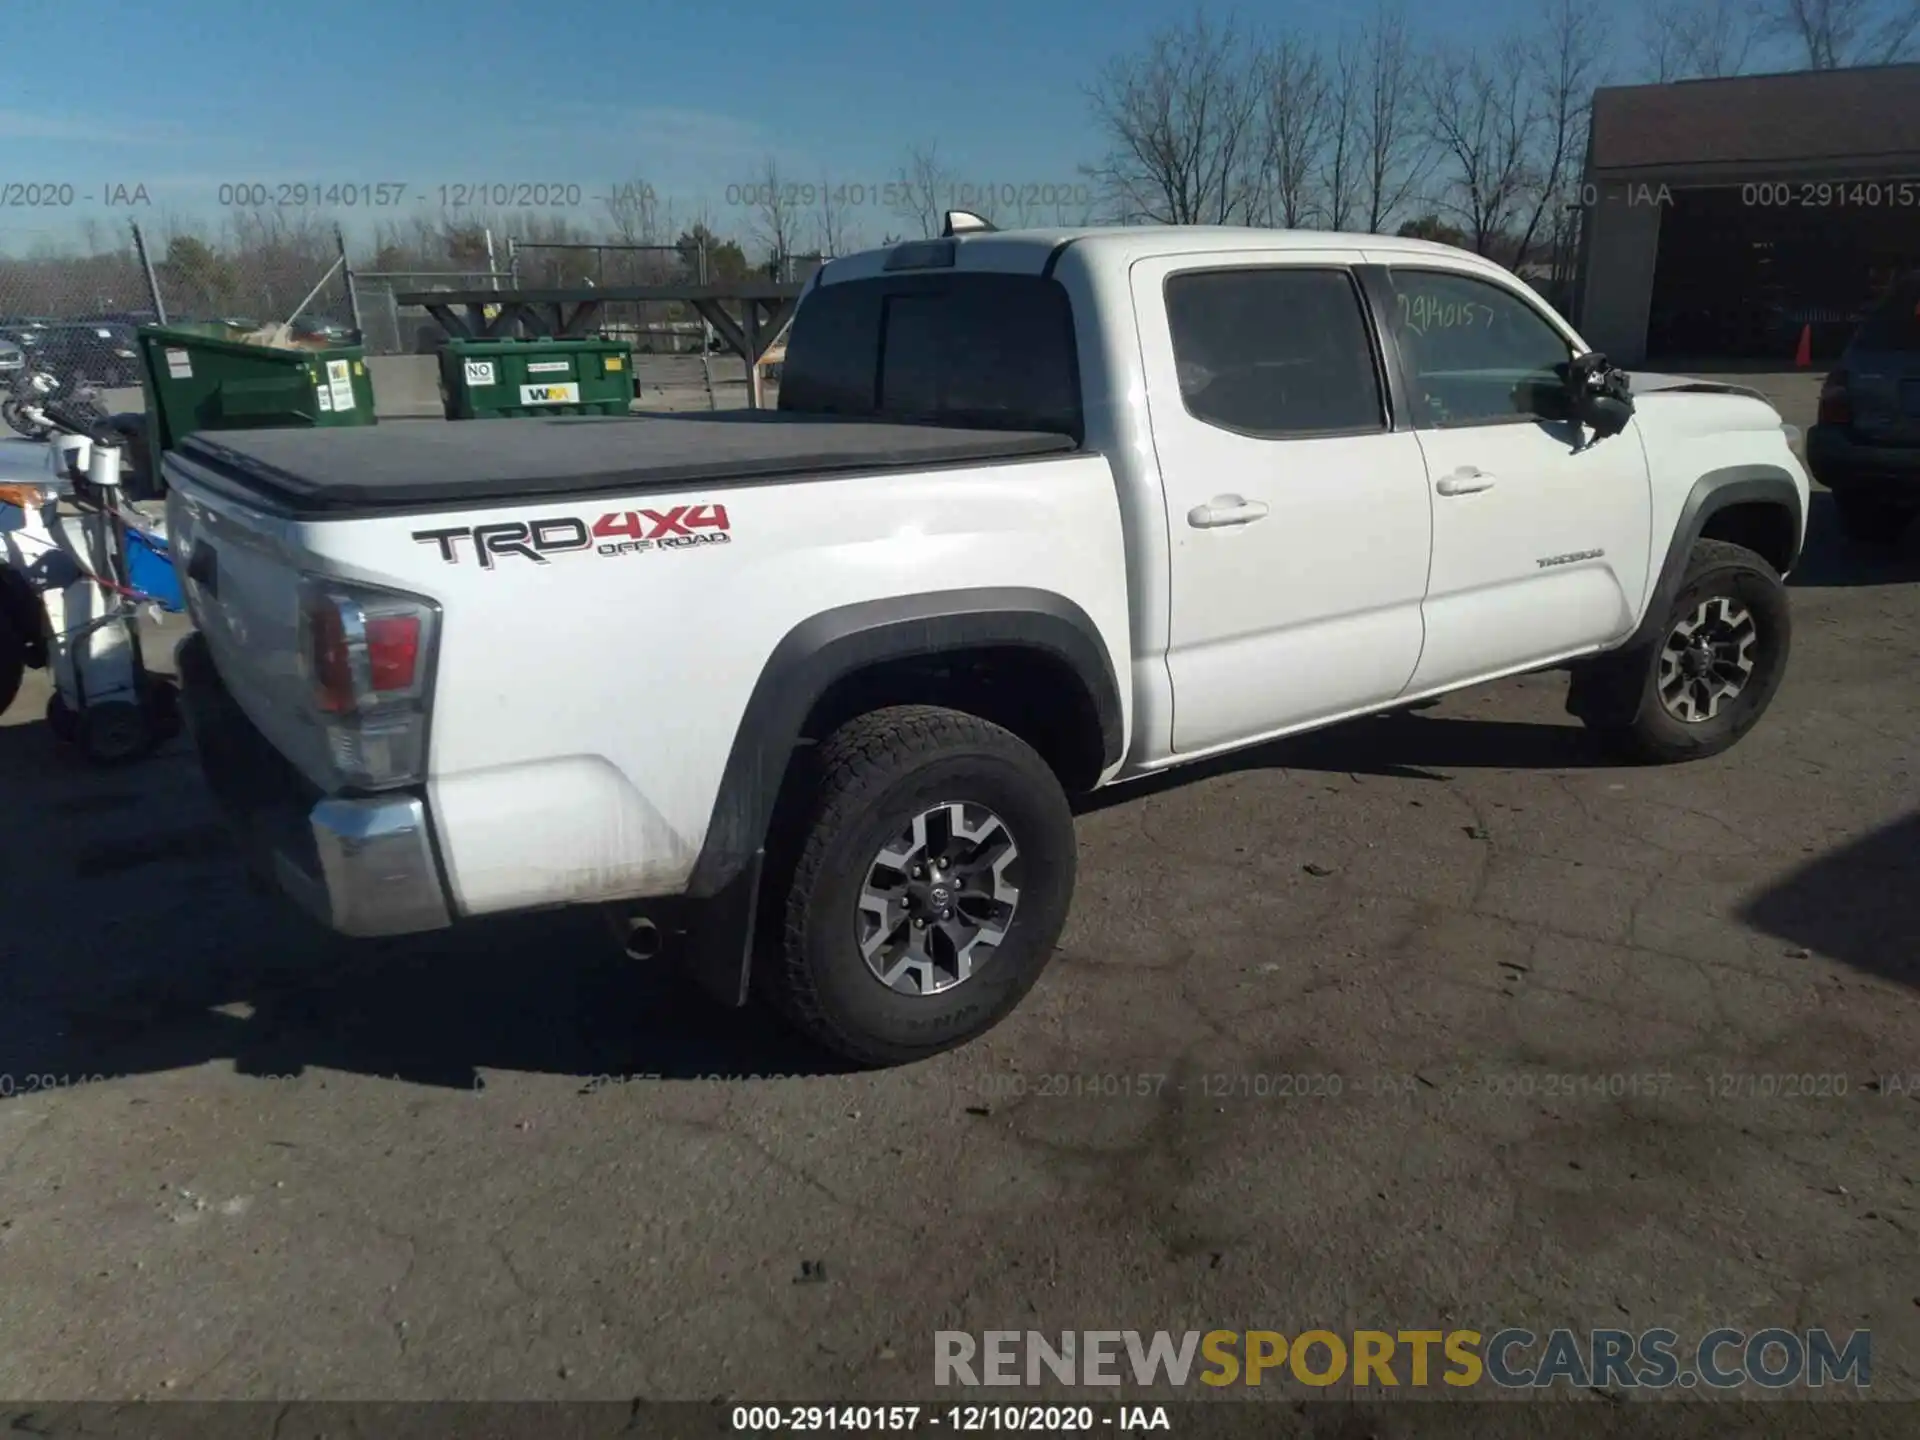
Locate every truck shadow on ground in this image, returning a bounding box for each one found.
[1783,492,1920,590]
[1738,810,1920,993]
[6,659,1910,1096]
[1078,705,1621,812]
[19,912,852,1094]
[0,715,852,1095]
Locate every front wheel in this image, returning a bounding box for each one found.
[1588,539,1791,764]
[1,396,48,440]
[767,705,1077,1067]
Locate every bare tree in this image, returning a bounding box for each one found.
[1423,40,1536,258]
[1641,0,1759,79]
[1081,12,1264,225]
[1544,186,1586,301]
[1509,0,1606,273]
[605,174,665,246]
[749,155,800,272]
[890,143,953,239]
[1762,0,1920,67]
[1254,34,1329,227]
[813,170,852,257]
[1318,36,1364,230]
[1356,5,1429,234]
[994,188,1047,228]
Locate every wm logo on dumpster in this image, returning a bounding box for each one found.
[519,382,581,405]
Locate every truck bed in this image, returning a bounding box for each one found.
[169,411,1080,517]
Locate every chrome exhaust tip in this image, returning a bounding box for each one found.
[622,915,663,962]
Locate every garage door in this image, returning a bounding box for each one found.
[1645,184,1920,363]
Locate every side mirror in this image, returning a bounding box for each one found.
[1582,392,1635,438]
[1563,351,1635,438]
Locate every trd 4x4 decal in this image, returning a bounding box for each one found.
[413,504,731,568]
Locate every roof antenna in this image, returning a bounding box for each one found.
[941,209,996,236]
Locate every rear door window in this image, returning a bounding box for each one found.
[1163,267,1386,436]
[779,272,1082,437]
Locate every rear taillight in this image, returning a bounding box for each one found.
[299,580,438,790]
[1817,370,1851,427]
[308,600,354,713]
[365,615,421,693]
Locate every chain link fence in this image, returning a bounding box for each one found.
[495,243,823,357]
[505,242,701,355]
[1,221,828,416]
[0,224,158,399]
[349,270,513,355]
[332,244,827,359]
[1,218,358,406]
[136,219,354,334]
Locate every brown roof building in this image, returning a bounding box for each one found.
[1577,64,1920,364]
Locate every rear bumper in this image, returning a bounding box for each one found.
[1807,425,1920,495]
[175,632,452,937]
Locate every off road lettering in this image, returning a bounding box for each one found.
[414,505,732,566]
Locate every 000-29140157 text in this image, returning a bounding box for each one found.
[729,1406,1156,1432]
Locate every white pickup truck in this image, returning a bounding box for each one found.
[165,220,1809,1065]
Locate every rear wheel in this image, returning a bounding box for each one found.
[767,704,1077,1067]
[1588,539,1791,764]
[1830,489,1917,544]
[1,395,48,440]
[78,699,154,764]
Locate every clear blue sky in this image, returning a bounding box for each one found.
[8,0,1616,254]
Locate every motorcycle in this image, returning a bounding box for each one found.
[3,367,108,441]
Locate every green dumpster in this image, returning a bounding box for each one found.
[440,336,632,419]
[135,322,376,479]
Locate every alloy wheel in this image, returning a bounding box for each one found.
[1657,596,1758,723]
[856,801,1022,996]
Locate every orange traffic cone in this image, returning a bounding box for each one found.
[1794,323,1812,368]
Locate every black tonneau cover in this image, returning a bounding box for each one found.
[171,411,1080,516]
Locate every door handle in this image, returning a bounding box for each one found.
[1434,468,1497,497]
[1188,495,1271,528]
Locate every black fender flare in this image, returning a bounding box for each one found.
[1568,464,1801,726]
[1621,464,1803,655]
[685,586,1124,900]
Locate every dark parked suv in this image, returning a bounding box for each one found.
[1808,273,1920,542]
[29,321,142,388]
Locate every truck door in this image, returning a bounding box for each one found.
[1130,253,1434,755]
[1370,263,1653,692]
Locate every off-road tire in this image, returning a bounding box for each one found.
[767,704,1076,1067]
[1591,539,1791,764]
[1830,490,1916,545]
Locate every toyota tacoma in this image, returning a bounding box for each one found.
[165,218,1810,1066]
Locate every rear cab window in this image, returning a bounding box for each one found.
[778,272,1083,438]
